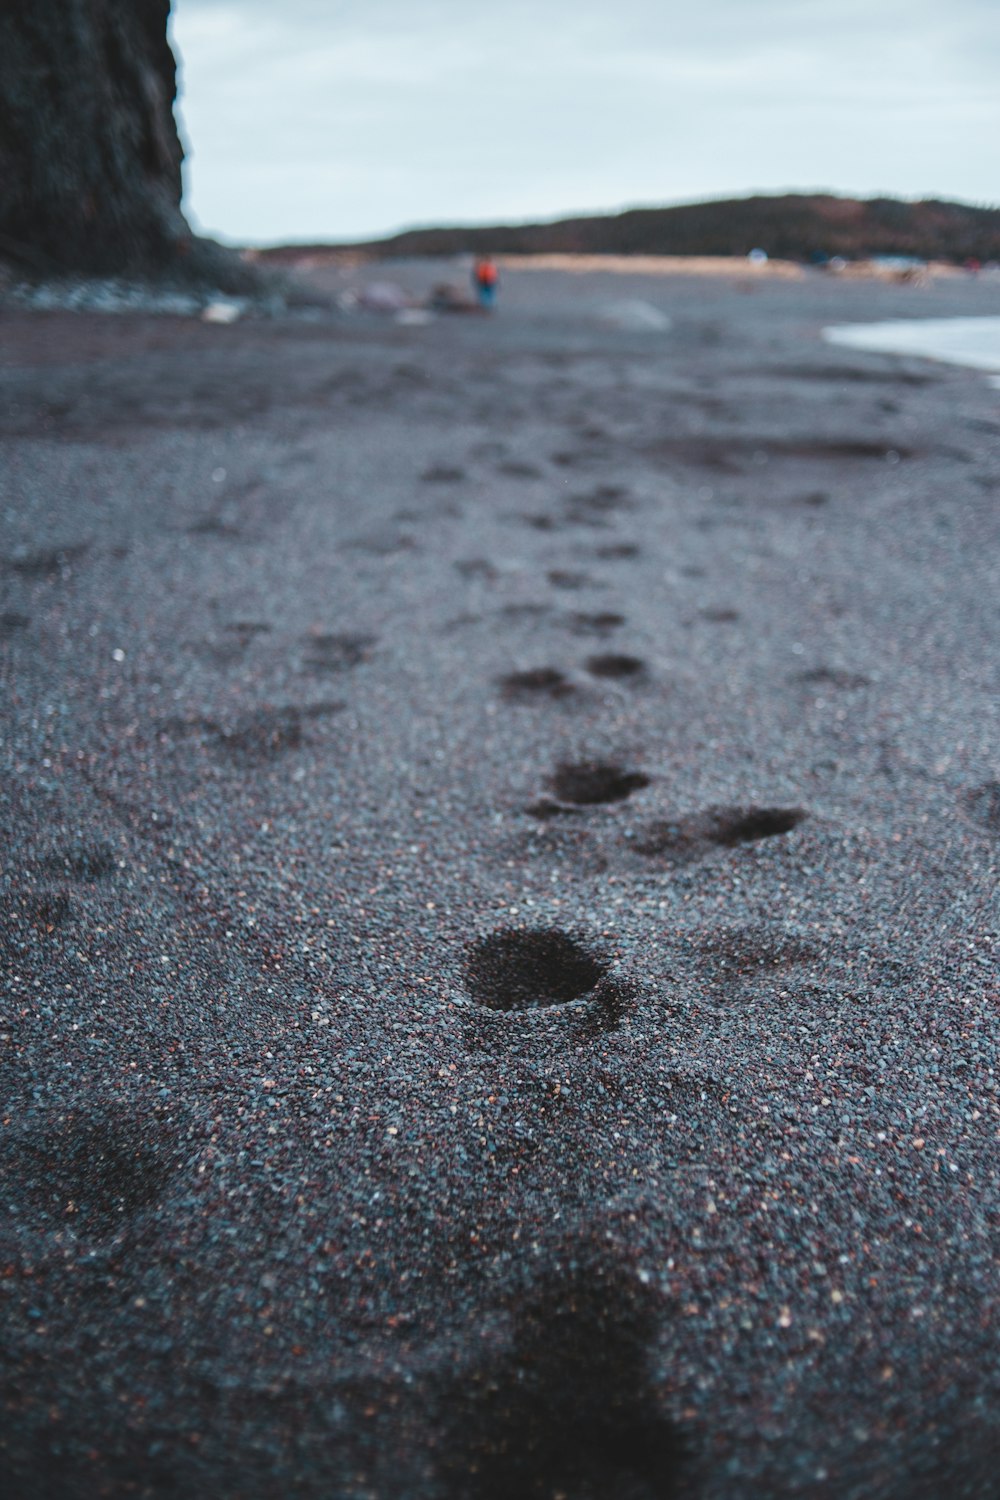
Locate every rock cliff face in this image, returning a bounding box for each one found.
[0,1,190,273]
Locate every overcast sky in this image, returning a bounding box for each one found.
[169,0,1000,245]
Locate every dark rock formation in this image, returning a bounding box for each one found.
[0,1,254,287]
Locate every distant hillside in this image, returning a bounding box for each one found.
[260,194,1000,265]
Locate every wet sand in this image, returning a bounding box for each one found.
[1,264,999,1498]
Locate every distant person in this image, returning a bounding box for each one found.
[472,255,499,310]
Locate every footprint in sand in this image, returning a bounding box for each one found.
[636,806,807,864]
[499,667,576,702]
[303,631,377,673]
[5,543,89,579]
[565,611,626,637]
[528,762,650,818]
[585,653,646,681]
[463,927,609,1012]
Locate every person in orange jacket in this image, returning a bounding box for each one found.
[472,255,499,310]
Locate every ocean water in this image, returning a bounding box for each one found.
[824,316,1000,387]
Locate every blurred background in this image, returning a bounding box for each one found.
[170,0,1000,246]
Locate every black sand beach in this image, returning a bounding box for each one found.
[2,264,999,1498]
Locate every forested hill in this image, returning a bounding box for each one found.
[263,194,1000,264]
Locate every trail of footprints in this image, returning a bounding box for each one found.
[456,442,930,1253]
[6,441,992,1324]
[466,453,820,1056]
[1,447,990,1500]
[469,453,817,1021]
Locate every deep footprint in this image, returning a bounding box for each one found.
[713,807,807,845]
[637,806,807,862]
[499,667,576,701]
[187,516,242,539]
[5,543,88,579]
[585,653,646,680]
[548,569,596,590]
[464,927,609,1011]
[0,611,30,638]
[550,761,650,806]
[441,1258,685,1499]
[566,611,626,637]
[421,464,465,483]
[303,632,377,672]
[594,543,641,559]
[498,460,543,478]
[794,666,870,689]
[454,559,498,581]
